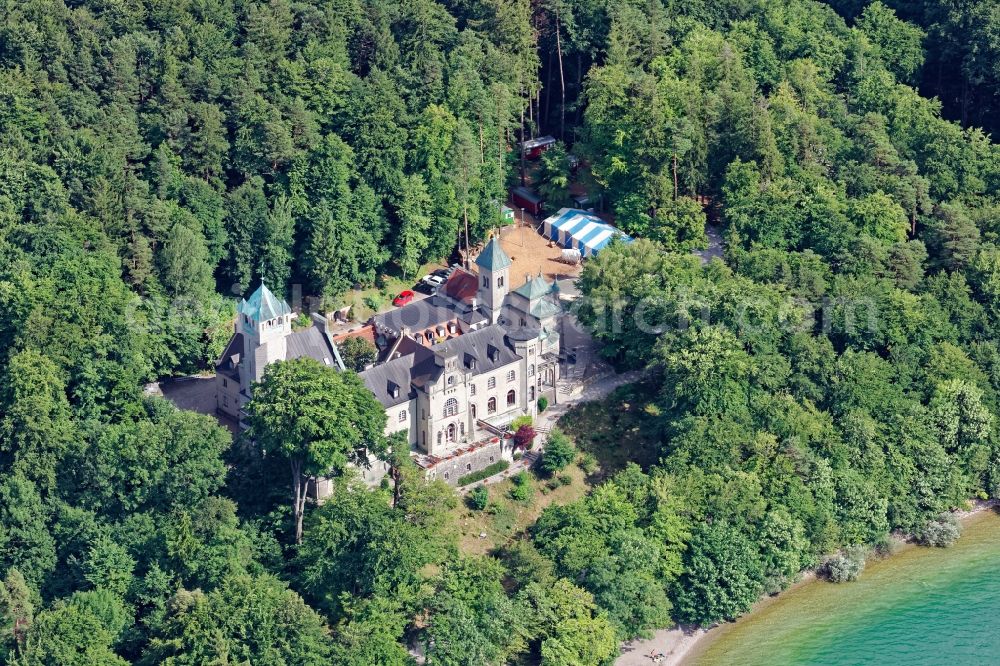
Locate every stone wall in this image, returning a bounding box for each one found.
[423,439,512,486]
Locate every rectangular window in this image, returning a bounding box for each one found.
[488,377,496,389]
[398,410,407,422]
[470,384,476,396]
[506,370,515,382]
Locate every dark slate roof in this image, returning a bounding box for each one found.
[285,326,337,368]
[239,283,291,321]
[413,326,521,387]
[216,331,244,380]
[361,325,522,407]
[475,237,511,272]
[374,298,468,334]
[359,348,432,408]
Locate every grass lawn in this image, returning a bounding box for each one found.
[557,380,664,482]
[455,463,590,556]
[329,259,451,321]
[452,378,661,556]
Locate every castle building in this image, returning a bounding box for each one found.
[215,283,340,425]
[216,237,563,486]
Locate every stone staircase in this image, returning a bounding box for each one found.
[521,450,541,468]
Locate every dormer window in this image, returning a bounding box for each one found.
[388,382,400,399]
[487,345,499,362]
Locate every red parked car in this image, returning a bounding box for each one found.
[392,290,415,306]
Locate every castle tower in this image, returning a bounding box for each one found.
[237,282,292,392]
[475,236,511,324]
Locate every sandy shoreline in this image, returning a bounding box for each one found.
[614,499,998,666]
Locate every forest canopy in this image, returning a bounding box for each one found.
[1,0,999,663]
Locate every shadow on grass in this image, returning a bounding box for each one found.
[557,379,664,483]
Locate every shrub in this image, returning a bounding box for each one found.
[824,545,867,583]
[510,415,533,431]
[540,428,575,475]
[457,460,509,486]
[363,294,383,312]
[537,396,548,412]
[467,486,489,510]
[513,424,537,449]
[557,473,573,486]
[510,472,534,503]
[578,452,598,475]
[919,513,961,547]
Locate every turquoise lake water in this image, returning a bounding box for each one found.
[689,511,1000,665]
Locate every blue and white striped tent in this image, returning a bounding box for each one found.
[541,208,632,257]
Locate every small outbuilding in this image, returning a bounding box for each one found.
[520,135,557,159]
[510,186,544,216]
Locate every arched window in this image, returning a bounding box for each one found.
[506,390,516,407]
[447,423,456,442]
[498,275,504,287]
[487,397,497,414]
[460,422,465,435]
[398,409,407,422]
[447,375,455,386]
[482,275,489,287]
[529,386,535,400]
[443,397,458,417]
[471,404,477,419]
[528,364,534,377]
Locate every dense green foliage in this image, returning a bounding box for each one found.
[457,460,510,487]
[539,428,575,475]
[246,357,387,543]
[2,0,999,662]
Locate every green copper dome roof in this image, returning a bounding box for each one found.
[238,282,291,321]
[513,274,554,300]
[475,237,511,272]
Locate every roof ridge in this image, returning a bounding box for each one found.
[474,236,511,271]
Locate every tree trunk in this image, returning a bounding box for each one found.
[498,93,505,198]
[464,205,471,269]
[555,8,566,143]
[478,113,485,165]
[544,47,554,135]
[520,77,527,186]
[574,51,583,134]
[673,154,679,200]
[291,460,306,544]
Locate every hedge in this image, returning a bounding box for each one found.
[458,460,510,486]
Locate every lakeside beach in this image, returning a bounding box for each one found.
[616,502,1000,666]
